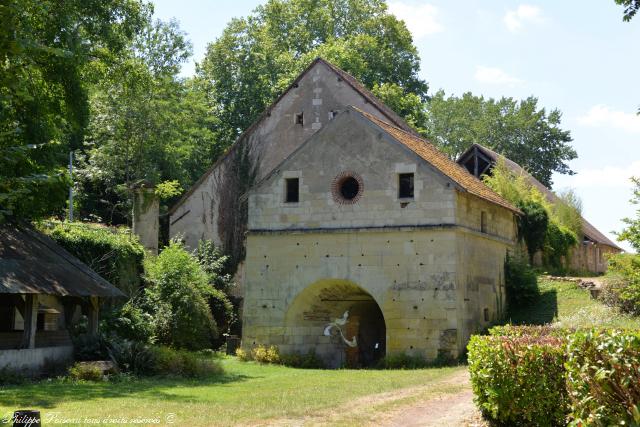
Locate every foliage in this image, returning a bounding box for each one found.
[100,300,155,343]
[198,0,427,150]
[616,0,640,21]
[617,176,640,251]
[425,90,576,187]
[603,253,640,315]
[68,363,104,382]
[505,251,539,307]
[152,346,223,377]
[72,333,110,362]
[553,189,583,237]
[0,368,27,386]
[77,19,218,224]
[237,345,325,368]
[154,180,183,200]
[39,221,145,296]
[467,333,568,426]
[371,82,429,134]
[543,222,578,272]
[0,0,148,223]
[144,241,217,350]
[517,200,550,261]
[209,289,235,348]
[566,329,640,426]
[195,240,234,293]
[106,338,157,376]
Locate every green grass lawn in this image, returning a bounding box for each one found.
[0,358,464,426]
[507,278,640,329]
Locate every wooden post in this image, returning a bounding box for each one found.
[88,296,99,335]
[21,294,38,349]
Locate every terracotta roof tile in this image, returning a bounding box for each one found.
[354,108,521,214]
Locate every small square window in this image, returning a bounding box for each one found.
[481,211,487,234]
[328,110,338,120]
[285,178,299,203]
[398,173,414,199]
[295,112,304,125]
[483,307,490,322]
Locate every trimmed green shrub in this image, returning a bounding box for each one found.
[68,362,103,381]
[236,346,325,368]
[39,221,145,296]
[468,334,568,426]
[505,252,539,307]
[566,329,640,426]
[144,241,217,350]
[488,324,568,338]
[279,351,325,369]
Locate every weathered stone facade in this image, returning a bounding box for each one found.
[243,108,517,367]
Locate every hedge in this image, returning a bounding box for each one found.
[469,326,640,426]
[468,333,568,426]
[39,221,145,296]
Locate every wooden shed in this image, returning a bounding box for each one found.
[0,223,125,373]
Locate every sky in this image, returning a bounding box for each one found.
[152,0,640,252]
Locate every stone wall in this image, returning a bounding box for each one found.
[170,61,410,250]
[0,346,73,374]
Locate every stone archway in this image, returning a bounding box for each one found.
[284,279,386,368]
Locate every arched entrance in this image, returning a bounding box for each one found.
[284,279,386,368]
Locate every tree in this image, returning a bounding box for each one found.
[77,19,220,223]
[198,0,428,149]
[425,91,576,187]
[0,0,148,222]
[617,177,640,251]
[615,0,640,21]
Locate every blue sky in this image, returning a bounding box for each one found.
[153,0,640,252]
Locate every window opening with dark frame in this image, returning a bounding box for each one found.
[398,173,414,199]
[481,211,487,234]
[285,178,299,203]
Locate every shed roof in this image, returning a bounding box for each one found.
[0,224,125,297]
[457,143,622,250]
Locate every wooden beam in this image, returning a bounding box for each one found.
[88,296,99,335]
[21,294,38,349]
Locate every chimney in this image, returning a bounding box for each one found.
[132,181,159,254]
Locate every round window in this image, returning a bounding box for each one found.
[332,172,363,204]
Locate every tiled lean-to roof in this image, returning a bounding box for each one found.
[354,108,521,214]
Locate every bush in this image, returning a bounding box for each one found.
[100,300,155,343]
[209,288,235,348]
[505,252,539,307]
[107,338,156,376]
[72,333,109,361]
[68,362,104,381]
[516,199,549,262]
[488,324,568,338]
[145,241,217,350]
[152,346,223,377]
[566,329,640,426]
[39,221,145,297]
[468,334,568,426]
[251,345,281,364]
[0,368,27,385]
[603,253,640,315]
[279,351,325,369]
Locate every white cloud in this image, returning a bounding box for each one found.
[474,66,523,86]
[557,161,640,189]
[387,2,444,39]
[577,105,640,134]
[504,4,542,32]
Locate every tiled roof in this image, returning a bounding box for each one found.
[459,143,622,249]
[354,108,521,214]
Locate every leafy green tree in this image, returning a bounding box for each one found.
[198,0,428,148]
[77,19,220,223]
[617,177,640,251]
[615,0,640,21]
[0,0,148,222]
[372,83,429,134]
[425,90,576,187]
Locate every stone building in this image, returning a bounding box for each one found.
[170,58,519,366]
[458,144,622,274]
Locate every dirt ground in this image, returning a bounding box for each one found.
[260,369,486,427]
